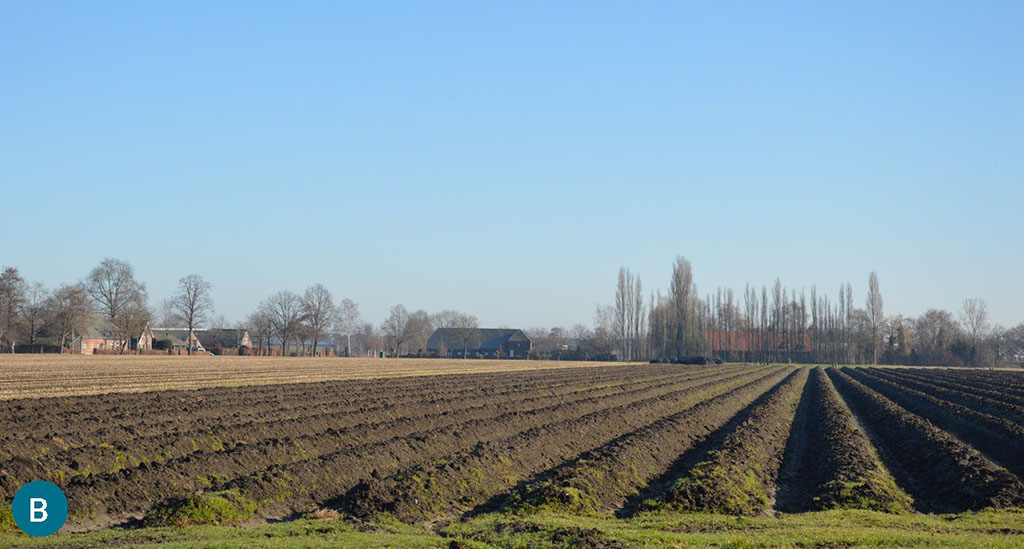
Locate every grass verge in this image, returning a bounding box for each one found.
[1,509,1022,548]
[445,508,1024,548]
[143,490,256,527]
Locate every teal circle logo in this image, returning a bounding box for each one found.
[12,481,68,537]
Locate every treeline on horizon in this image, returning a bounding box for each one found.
[613,256,1022,367]
[0,256,1022,367]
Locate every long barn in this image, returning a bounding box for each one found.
[426,328,532,359]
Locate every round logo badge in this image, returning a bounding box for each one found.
[12,481,68,537]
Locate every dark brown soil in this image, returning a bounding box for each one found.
[660,367,808,515]
[515,368,799,515]
[828,368,1024,512]
[3,363,1024,530]
[775,367,911,513]
[337,367,783,521]
[847,367,1024,480]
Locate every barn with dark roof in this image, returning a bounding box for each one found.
[427,328,532,359]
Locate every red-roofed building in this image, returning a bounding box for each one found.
[704,330,812,362]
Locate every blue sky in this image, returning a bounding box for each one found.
[2,1,1022,328]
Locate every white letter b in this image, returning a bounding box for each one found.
[29,498,48,522]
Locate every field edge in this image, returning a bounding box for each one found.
[2,508,1024,548]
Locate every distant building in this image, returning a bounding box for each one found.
[147,328,252,354]
[148,328,202,353]
[73,316,149,354]
[267,338,336,357]
[703,330,812,362]
[195,329,251,354]
[72,317,122,354]
[426,328,532,359]
[70,320,250,355]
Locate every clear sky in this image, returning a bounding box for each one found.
[2,1,1022,329]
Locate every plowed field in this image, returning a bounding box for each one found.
[2,358,1023,547]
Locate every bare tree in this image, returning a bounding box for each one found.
[85,258,150,353]
[883,315,912,364]
[156,298,182,327]
[524,326,553,359]
[262,291,303,356]
[632,276,646,360]
[120,290,151,354]
[20,282,50,347]
[0,267,27,353]
[866,271,884,364]
[615,268,631,360]
[548,327,567,360]
[296,323,314,356]
[669,256,700,358]
[406,310,432,355]
[86,258,133,322]
[382,305,412,357]
[430,310,463,330]
[450,313,480,358]
[46,283,91,350]
[588,306,617,359]
[301,283,336,357]
[246,308,274,356]
[648,291,672,362]
[987,325,1009,366]
[1006,323,1024,365]
[915,309,961,366]
[356,322,382,357]
[743,284,757,363]
[570,323,591,357]
[334,298,361,357]
[172,274,214,354]
[614,268,644,361]
[960,298,990,366]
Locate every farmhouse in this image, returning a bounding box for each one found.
[427,328,532,359]
[195,328,252,354]
[267,338,337,357]
[72,316,154,354]
[148,328,202,353]
[71,317,123,354]
[148,328,253,355]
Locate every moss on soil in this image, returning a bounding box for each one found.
[143,490,256,527]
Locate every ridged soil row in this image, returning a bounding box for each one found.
[509,368,798,515]
[880,366,1024,401]
[845,368,1024,480]
[827,368,1024,512]
[69,367,738,504]
[939,370,1024,399]
[0,363,696,459]
[654,367,809,515]
[0,366,718,497]
[69,367,759,521]
[868,366,1024,417]
[774,368,912,513]
[1,372,491,436]
[339,367,785,522]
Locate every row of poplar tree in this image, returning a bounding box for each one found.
[613,256,1020,367]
